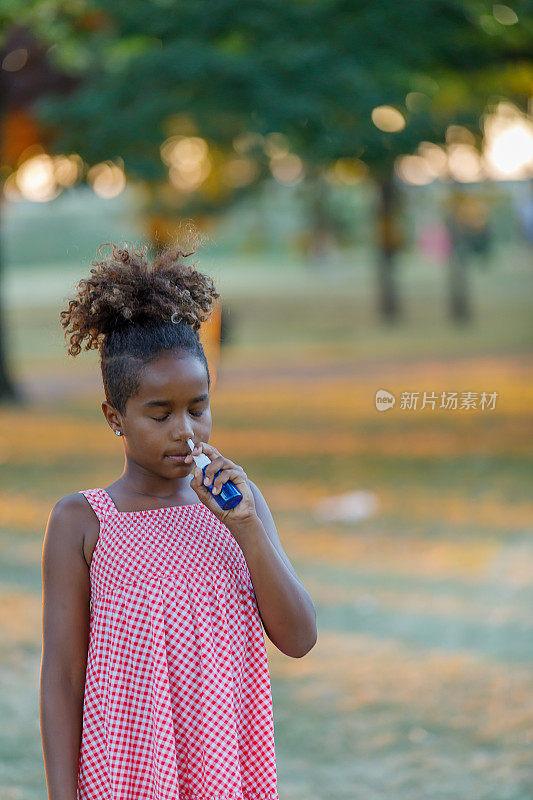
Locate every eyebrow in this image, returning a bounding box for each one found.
[143,394,209,408]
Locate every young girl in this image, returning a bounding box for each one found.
[40,241,317,800]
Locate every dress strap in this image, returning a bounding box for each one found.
[78,488,117,523]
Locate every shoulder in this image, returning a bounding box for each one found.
[48,491,98,528]
[44,492,99,567]
[42,495,93,677]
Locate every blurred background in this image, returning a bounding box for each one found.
[0,2,532,798]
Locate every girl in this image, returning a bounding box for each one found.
[40,241,317,800]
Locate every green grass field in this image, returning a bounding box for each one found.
[0,245,532,799]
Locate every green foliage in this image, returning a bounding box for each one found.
[5,1,532,186]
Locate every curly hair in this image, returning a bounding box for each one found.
[59,234,220,416]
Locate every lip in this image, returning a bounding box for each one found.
[164,454,189,462]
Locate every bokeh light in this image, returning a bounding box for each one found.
[269,153,304,186]
[53,155,83,187]
[233,132,264,154]
[397,104,533,186]
[2,47,28,71]
[331,158,368,185]
[446,126,476,146]
[447,144,484,182]
[15,154,61,202]
[372,105,406,133]
[161,136,211,192]
[2,171,23,201]
[417,142,448,178]
[492,4,519,25]
[264,132,290,159]
[484,103,533,179]
[87,161,126,198]
[396,155,434,185]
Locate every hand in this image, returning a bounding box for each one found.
[185,441,258,530]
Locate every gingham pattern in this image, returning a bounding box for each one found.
[76,488,279,800]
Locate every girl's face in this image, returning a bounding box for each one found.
[103,351,212,480]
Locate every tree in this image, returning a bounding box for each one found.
[0,24,78,403]
[36,1,531,316]
[2,2,531,372]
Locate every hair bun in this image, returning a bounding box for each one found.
[59,232,219,356]
[116,248,131,263]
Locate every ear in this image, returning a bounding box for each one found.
[101,400,121,430]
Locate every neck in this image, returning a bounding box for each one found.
[117,457,195,500]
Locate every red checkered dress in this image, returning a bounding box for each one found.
[76,487,279,800]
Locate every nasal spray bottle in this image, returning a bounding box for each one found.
[187,438,243,510]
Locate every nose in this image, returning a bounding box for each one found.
[174,431,194,446]
[170,422,196,446]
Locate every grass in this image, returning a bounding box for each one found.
[0,245,532,799]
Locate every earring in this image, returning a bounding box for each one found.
[115,430,122,436]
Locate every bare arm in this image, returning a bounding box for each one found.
[40,494,92,800]
[232,480,317,659]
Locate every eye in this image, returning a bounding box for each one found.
[152,410,204,421]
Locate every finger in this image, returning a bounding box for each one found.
[202,456,224,486]
[184,443,202,463]
[203,457,238,486]
[190,466,209,492]
[197,441,223,460]
[210,467,246,494]
[190,467,231,506]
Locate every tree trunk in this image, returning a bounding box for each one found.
[305,173,336,272]
[445,188,472,324]
[0,201,26,405]
[377,241,398,321]
[447,246,471,323]
[376,173,402,322]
